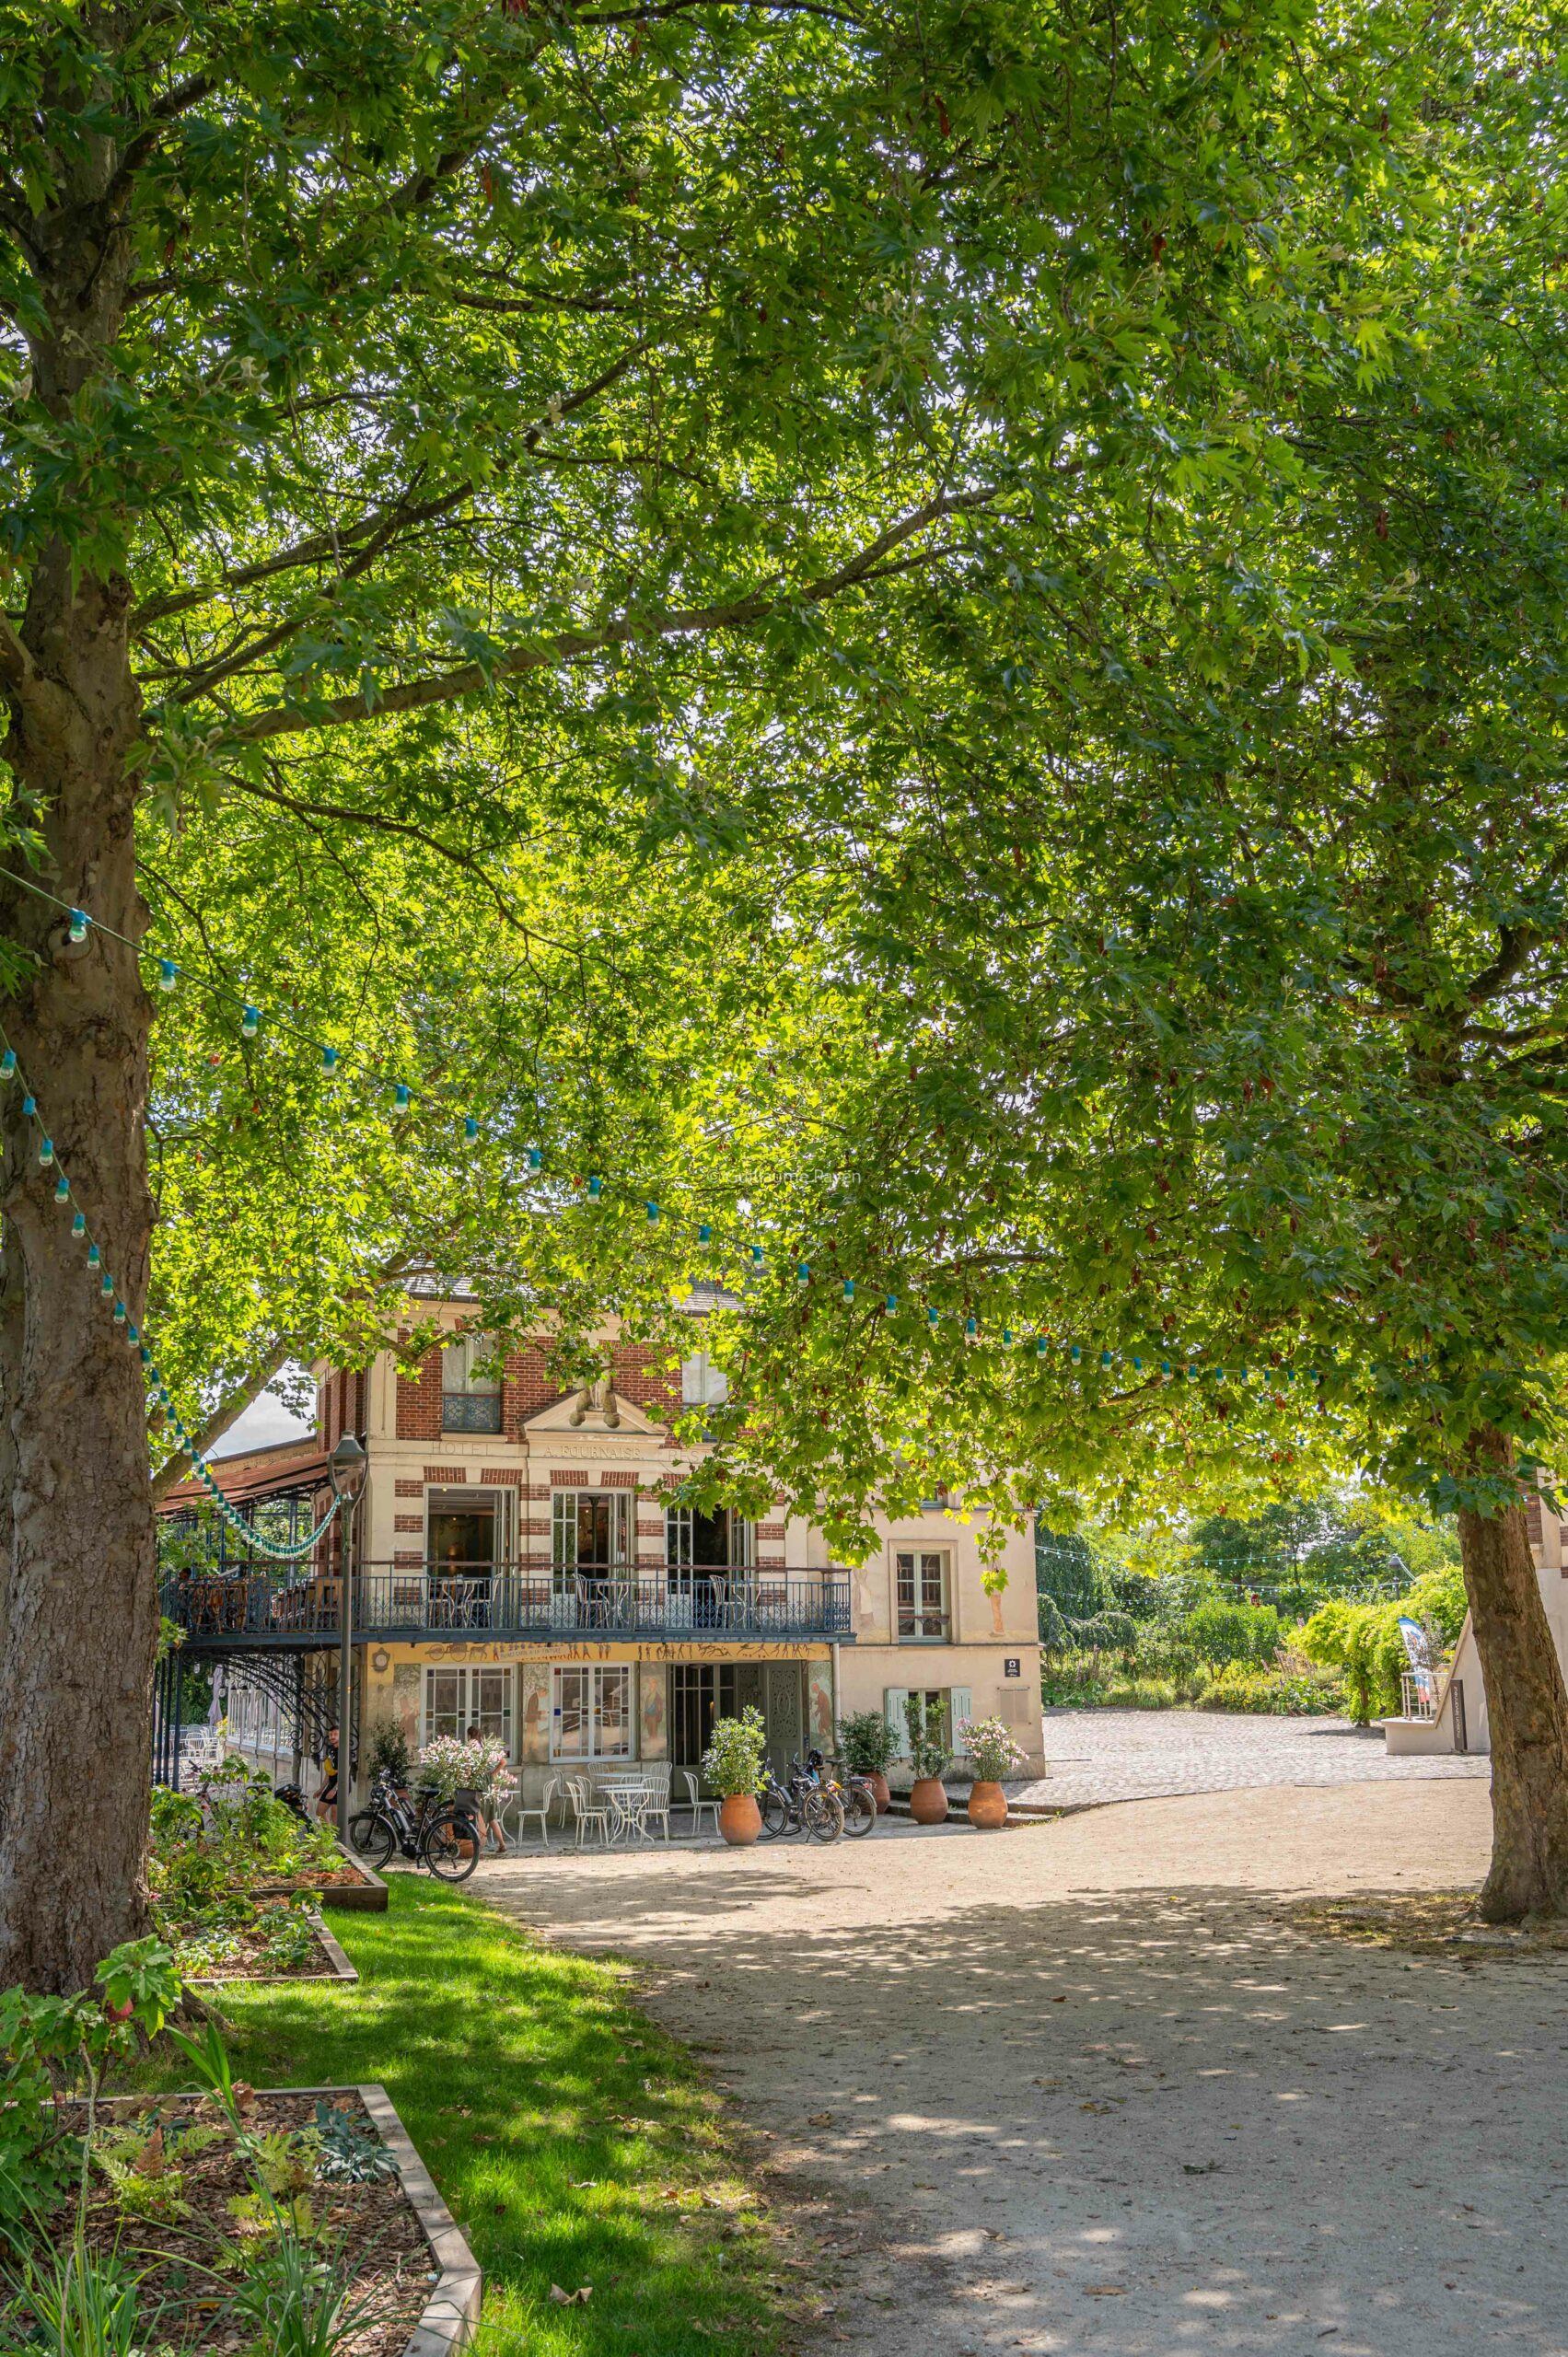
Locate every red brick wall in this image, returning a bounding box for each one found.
[378,1330,678,1443]
[320,1367,363,1449]
[611,1342,680,1421]
[395,1344,442,1442]
[503,1347,561,1439]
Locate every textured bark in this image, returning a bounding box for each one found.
[1458,1429,1568,1923]
[0,79,157,1991]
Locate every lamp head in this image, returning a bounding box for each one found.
[328,1431,367,1502]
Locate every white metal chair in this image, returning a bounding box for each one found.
[681,1769,719,1837]
[640,1763,672,1841]
[566,1776,610,1848]
[503,1775,558,1848]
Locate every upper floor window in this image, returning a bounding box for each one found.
[897,1548,950,1641]
[680,1352,728,1407]
[552,1489,632,1575]
[442,1334,503,1433]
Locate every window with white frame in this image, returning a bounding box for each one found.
[896,1548,951,1641]
[680,1351,728,1406]
[551,1490,632,1574]
[423,1664,513,1750]
[441,1333,503,1433]
[552,1664,632,1759]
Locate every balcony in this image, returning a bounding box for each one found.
[160,1559,854,1648]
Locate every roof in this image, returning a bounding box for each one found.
[159,1434,331,1515]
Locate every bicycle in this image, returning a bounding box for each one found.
[759,1762,843,1848]
[759,1756,843,1841]
[819,1756,877,1838]
[349,1771,482,1881]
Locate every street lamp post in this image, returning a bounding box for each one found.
[328,1432,367,1849]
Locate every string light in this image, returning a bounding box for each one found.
[240,1005,260,1039]
[67,909,88,945]
[157,959,178,992]
[320,1046,338,1075]
[0,1000,1352,1493]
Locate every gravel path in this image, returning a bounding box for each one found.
[1011,1709,1490,1810]
[483,1779,1568,2357]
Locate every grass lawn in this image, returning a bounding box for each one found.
[127,1874,799,2357]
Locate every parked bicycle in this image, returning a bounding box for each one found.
[759,1757,843,1841]
[817,1753,877,1838]
[348,1771,482,1881]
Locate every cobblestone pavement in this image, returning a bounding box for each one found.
[1009,1708,1490,1810]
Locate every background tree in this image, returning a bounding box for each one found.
[683,11,1568,1920]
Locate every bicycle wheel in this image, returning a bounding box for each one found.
[348,1808,395,1871]
[804,1791,844,1842]
[841,1785,877,1838]
[759,1787,791,1840]
[423,1811,480,1882]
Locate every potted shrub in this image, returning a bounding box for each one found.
[702,1706,768,1844]
[957,1715,1028,1829]
[840,1709,897,1814]
[904,1697,951,1825]
[368,1716,412,1790]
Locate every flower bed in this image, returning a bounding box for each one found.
[0,1948,478,2356]
[151,1764,386,1976]
[57,2089,436,2354]
[183,1906,358,1987]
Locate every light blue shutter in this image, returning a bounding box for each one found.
[884,1687,911,1758]
[947,1688,972,1749]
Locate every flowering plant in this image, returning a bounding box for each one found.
[957,1717,1028,1782]
[418,1734,516,1806]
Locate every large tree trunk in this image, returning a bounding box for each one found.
[0,99,157,1991]
[1458,1428,1568,1923]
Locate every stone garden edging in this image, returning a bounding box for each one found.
[99,2081,482,2355]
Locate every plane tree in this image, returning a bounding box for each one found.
[691,17,1568,1919]
[0,0,1366,1986]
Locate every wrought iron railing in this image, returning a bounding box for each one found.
[160,1558,854,1644]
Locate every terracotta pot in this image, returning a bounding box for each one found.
[967,1781,1008,1830]
[719,1793,762,1846]
[865,1771,891,1815]
[909,1777,948,1826]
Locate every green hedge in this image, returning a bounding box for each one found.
[1298,1564,1468,1722]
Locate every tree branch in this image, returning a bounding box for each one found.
[228,487,996,746]
[135,335,655,639]
[150,1339,293,1502]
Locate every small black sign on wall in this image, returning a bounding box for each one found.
[1004,1657,1021,1678]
